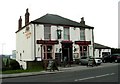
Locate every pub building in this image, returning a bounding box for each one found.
[16,8,94,69]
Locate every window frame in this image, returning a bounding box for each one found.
[80,28,85,41]
[44,25,51,40]
[43,45,54,59]
[63,27,70,40]
[80,46,88,57]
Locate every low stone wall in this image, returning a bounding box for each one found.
[27,61,43,70]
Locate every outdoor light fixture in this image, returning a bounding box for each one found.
[59,48,62,52]
[74,46,77,52]
[57,29,62,39]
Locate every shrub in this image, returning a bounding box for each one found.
[9,59,20,70]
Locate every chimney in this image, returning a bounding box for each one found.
[18,16,22,30]
[25,8,30,25]
[80,17,85,25]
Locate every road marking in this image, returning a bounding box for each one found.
[75,73,115,81]
[75,77,95,81]
[95,74,109,78]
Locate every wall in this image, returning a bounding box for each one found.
[95,49,111,58]
[16,23,94,69]
[16,24,35,69]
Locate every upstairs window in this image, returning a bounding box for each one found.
[64,27,70,40]
[44,25,51,39]
[80,29,85,40]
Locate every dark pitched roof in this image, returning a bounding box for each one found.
[16,14,94,33]
[94,43,111,49]
[31,14,94,28]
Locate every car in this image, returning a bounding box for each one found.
[79,56,102,65]
[94,58,102,65]
[79,57,89,65]
[102,55,111,63]
[111,54,120,63]
[102,54,120,63]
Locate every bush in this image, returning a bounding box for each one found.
[9,59,20,70]
[2,59,20,71]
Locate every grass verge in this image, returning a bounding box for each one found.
[2,68,44,74]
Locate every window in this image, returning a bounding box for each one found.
[44,25,51,39]
[64,27,69,40]
[80,46,88,57]
[43,45,53,59]
[57,29,62,39]
[80,29,85,40]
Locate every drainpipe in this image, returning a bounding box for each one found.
[92,28,95,58]
[34,24,36,61]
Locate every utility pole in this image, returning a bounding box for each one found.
[2,43,5,56]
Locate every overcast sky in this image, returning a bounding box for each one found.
[0,0,119,55]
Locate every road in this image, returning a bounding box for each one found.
[2,63,119,83]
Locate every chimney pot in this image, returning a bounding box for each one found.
[81,17,84,21]
[25,8,30,25]
[18,16,22,30]
[80,17,85,25]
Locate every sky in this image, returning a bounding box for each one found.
[0,0,119,55]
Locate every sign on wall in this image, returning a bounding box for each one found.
[25,26,31,39]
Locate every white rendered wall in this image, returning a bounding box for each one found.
[95,49,111,58]
[70,27,80,41]
[16,24,34,69]
[95,49,99,58]
[35,24,44,60]
[16,23,94,69]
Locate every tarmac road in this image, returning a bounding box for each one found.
[2,63,119,83]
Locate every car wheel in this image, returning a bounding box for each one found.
[79,62,82,65]
[103,60,106,63]
[115,60,118,63]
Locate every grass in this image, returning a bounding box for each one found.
[2,68,44,74]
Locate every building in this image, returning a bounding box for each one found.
[94,43,111,58]
[16,9,94,69]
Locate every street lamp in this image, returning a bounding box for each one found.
[2,43,6,56]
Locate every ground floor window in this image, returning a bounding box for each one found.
[43,45,54,59]
[80,46,88,57]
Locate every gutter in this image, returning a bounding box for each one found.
[34,24,36,61]
[92,28,95,58]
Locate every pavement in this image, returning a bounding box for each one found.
[0,63,119,79]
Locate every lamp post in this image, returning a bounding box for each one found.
[2,43,5,56]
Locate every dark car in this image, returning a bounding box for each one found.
[102,54,120,63]
[102,55,112,63]
[111,54,120,63]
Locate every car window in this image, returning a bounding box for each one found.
[81,57,87,59]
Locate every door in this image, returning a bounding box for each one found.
[62,43,73,62]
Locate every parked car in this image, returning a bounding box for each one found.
[79,57,102,65]
[102,55,111,63]
[102,54,120,63]
[79,57,88,65]
[94,58,102,65]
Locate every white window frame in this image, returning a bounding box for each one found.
[80,28,85,41]
[44,25,51,40]
[64,27,70,40]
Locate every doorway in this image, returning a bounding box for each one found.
[62,43,73,62]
